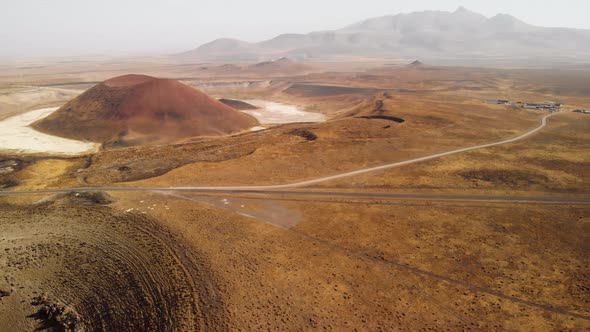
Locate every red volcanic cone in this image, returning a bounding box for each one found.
[33,74,259,143]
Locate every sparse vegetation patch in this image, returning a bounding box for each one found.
[458,169,549,187]
[289,129,318,141]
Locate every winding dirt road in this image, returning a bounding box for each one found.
[168,111,560,191]
[1,111,585,203]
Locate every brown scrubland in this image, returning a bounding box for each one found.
[0,59,589,330]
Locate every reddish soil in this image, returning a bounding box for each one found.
[32,74,259,143]
[103,74,156,87]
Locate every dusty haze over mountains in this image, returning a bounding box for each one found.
[1,0,590,59]
[181,7,590,63]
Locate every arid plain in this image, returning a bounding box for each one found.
[0,58,589,330]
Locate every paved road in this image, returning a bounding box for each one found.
[171,190,590,204]
[1,111,582,203]
[1,186,588,204]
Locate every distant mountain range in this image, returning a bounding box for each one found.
[178,7,590,62]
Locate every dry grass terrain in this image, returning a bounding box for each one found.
[104,191,590,330]
[48,90,543,187]
[315,111,590,195]
[0,196,225,331]
[0,59,589,330]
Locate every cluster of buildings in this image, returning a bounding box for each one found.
[487,100,562,112]
[488,100,511,105]
[487,99,590,114]
[521,102,561,112]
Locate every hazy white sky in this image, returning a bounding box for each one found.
[1,0,589,57]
